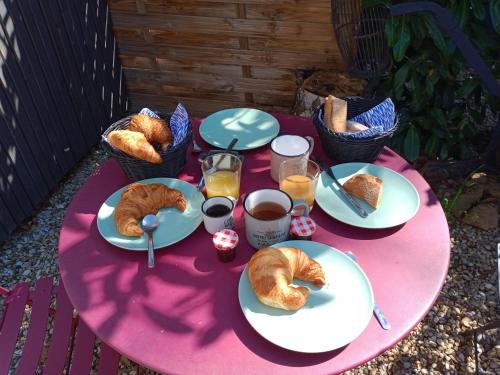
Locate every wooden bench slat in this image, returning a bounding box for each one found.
[98,343,120,374]
[16,277,53,375]
[68,320,96,375]
[43,284,76,374]
[0,283,30,374]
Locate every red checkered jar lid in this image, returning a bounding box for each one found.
[212,229,239,251]
[290,216,317,237]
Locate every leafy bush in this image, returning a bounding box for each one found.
[365,0,500,162]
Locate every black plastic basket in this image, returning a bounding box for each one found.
[312,96,398,162]
[102,112,192,181]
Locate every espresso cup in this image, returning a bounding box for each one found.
[270,135,314,182]
[202,196,234,234]
[243,188,309,248]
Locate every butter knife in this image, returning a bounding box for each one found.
[345,251,391,330]
[314,157,368,218]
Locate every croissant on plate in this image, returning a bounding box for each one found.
[108,130,162,164]
[114,183,187,236]
[247,247,326,311]
[128,114,173,150]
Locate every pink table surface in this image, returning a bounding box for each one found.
[58,114,450,374]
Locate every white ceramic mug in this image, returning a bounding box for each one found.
[243,189,309,249]
[202,196,234,234]
[270,135,314,182]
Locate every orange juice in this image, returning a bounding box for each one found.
[279,174,315,207]
[205,170,240,200]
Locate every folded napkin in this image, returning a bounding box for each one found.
[339,98,396,139]
[139,103,189,147]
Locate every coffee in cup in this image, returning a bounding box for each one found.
[202,196,234,234]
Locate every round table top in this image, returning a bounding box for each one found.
[58,113,450,374]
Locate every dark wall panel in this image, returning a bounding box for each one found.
[0,0,128,242]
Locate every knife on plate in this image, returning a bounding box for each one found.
[314,157,368,218]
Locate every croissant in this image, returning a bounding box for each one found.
[114,183,187,236]
[128,114,173,150]
[343,173,383,208]
[108,130,162,164]
[247,247,325,311]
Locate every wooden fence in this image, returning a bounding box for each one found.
[0,0,127,243]
[109,0,344,117]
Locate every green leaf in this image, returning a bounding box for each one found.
[458,79,479,97]
[403,126,420,162]
[393,18,411,62]
[440,144,449,160]
[425,77,435,96]
[424,135,440,157]
[412,15,428,42]
[471,0,485,20]
[443,39,457,56]
[430,108,447,128]
[491,0,500,34]
[424,15,447,50]
[451,0,469,29]
[385,17,397,47]
[394,62,411,91]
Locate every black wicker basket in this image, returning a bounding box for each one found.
[312,96,398,162]
[102,112,192,181]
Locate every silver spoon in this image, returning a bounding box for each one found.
[345,251,391,330]
[142,214,159,268]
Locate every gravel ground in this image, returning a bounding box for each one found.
[0,147,499,374]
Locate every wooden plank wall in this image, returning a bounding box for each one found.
[0,0,127,243]
[108,0,344,117]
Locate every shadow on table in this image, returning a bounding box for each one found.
[60,216,247,347]
[232,316,346,366]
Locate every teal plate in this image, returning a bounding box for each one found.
[238,240,374,353]
[97,178,204,251]
[199,108,280,150]
[316,163,420,229]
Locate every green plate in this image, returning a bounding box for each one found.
[238,240,374,353]
[97,178,204,251]
[316,163,420,229]
[199,108,280,151]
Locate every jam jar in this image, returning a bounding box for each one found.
[289,216,316,241]
[212,229,239,262]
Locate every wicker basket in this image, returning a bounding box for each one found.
[102,112,192,181]
[312,97,398,162]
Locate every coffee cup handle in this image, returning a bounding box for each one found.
[305,136,314,154]
[292,199,310,217]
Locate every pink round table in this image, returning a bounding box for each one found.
[59,114,450,374]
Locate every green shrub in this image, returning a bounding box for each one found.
[364,0,500,162]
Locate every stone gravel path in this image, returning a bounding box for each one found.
[1,148,498,374]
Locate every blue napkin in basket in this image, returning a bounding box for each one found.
[334,98,396,139]
[139,103,189,147]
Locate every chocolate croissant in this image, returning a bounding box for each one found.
[108,130,162,164]
[114,183,187,236]
[248,247,325,311]
[128,114,173,150]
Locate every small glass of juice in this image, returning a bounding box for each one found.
[279,158,320,210]
[201,153,242,201]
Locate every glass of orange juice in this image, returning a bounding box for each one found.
[279,158,320,210]
[201,153,242,201]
